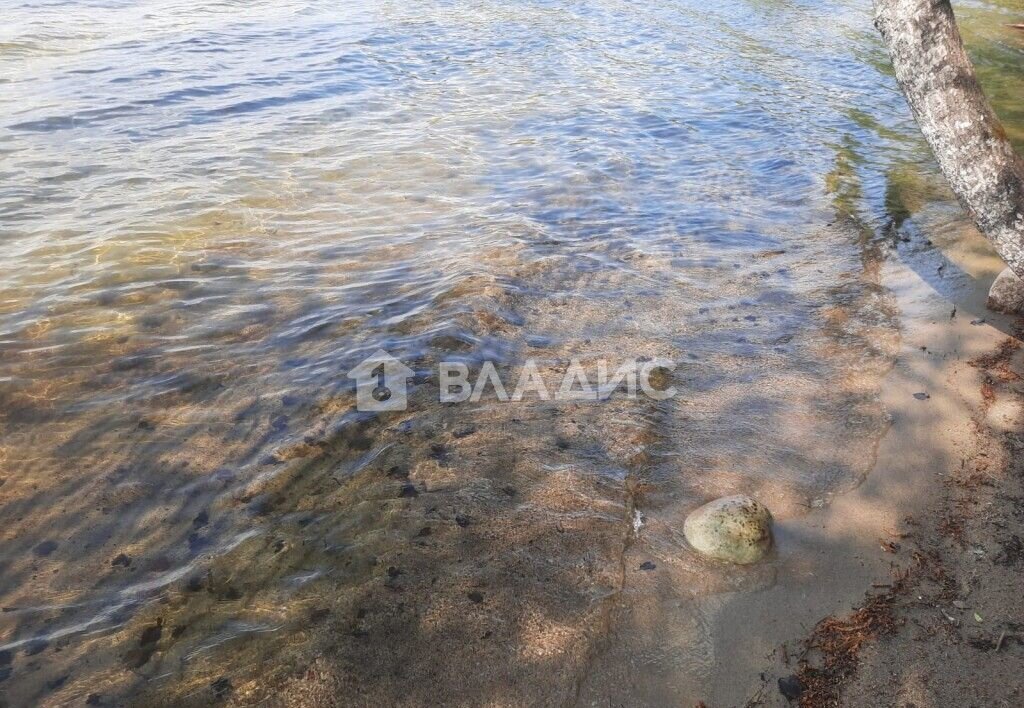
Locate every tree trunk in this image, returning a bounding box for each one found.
[873,0,1024,282]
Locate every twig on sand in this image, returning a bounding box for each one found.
[938,607,959,627]
[795,593,899,706]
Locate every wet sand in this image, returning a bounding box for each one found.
[699,206,1024,707]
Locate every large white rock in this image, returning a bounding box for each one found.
[683,495,773,564]
[987,267,1024,314]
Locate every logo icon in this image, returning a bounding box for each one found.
[347,349,415,411]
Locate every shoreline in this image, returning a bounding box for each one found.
[701,211,1023,705]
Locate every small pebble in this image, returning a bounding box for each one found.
[211,677,232,700]
[33,540,58,557]
[139,619,163,647]
[778,674,804,700]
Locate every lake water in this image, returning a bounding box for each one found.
[0,0,1021,704]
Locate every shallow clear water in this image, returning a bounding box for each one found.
[0,0,1020,704]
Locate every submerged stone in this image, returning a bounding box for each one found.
[987,267,1024,314]
[683,495,773,564]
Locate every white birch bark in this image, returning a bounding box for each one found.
[874,0,1024,284]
